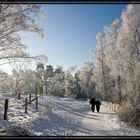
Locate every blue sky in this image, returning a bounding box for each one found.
[1,4,127,74]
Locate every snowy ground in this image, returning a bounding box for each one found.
[0,93,140,136]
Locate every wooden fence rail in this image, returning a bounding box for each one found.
[22,97,37,107]
[22,94,38,113]
[102,101,121,112]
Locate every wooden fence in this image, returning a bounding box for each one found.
[3,94,39,120]
[22,94,38,113]
[2,82,43,120]
[102,101,121,112]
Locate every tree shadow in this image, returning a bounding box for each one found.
[53,101,99,120]
[99,112,116,115]
[27,96,118,136]
[29,111,83,136]
[75,125,120,136]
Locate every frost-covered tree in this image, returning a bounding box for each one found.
[11,63,36,98]
[50,66,65,97]
[0,4,44,65]
[92,16,128,103]
[74,71,82,98]
[78,62,96,99]
[21,69,36,94]
[115,4,140,106]
[11,67,24,97]
[35,62,45,97]
[64,67,76,97]
[43,65,54,94]
[0,70,11,93]
[93,32,111,100]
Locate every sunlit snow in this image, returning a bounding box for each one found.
[0,93,139,136]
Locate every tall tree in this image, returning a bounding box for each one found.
[78,62,95,99]
[35,62,44,97]
[51,66,65,97]
[94,32,109,100]
[116,4,140,105]
[44,65,54,94]
[64,67,76,97]
[74,71,82,98]
[0,4,44,65]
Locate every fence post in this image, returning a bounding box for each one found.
[4,99,9,120]
[114,103,116,112]
[40,85,41,98]
[35,82,38,97]
[25,98,28,113]
[29,94,31,104]
[41,85,43,98]
[36,96,38,110]
[18,91,21,100]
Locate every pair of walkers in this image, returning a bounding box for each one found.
[89,97,101,112]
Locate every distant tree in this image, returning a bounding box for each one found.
[36,62,44,74]
[0,70,11,93]
[35,62,45,97]
[51,66,65,97]
[44,65,54,94]
[11,62,36,98]
[64,67,76,97]
[74,71,81,98]
[21,69,36,94]
[77,62,96,99]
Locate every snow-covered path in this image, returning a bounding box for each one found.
[29,96,140,136]
[75,105,119,136]
[0,94,140,136]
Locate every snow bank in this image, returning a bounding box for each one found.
[110,115,140,136]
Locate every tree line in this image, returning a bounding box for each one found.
[0,62,96,100]
[91,4,140,127]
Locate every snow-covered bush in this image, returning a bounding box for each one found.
[117,102,140,127]
[117,102,133,123]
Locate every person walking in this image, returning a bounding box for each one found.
[89,97,96,112]
[95,99,101,112]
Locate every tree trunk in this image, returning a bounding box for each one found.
[118,75,122,105]
[101,56,108,100]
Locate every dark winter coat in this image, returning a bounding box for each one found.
[89,97,96,112]
[95,100,101,112]
[89,97,96,106]
[96,100,101,106]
